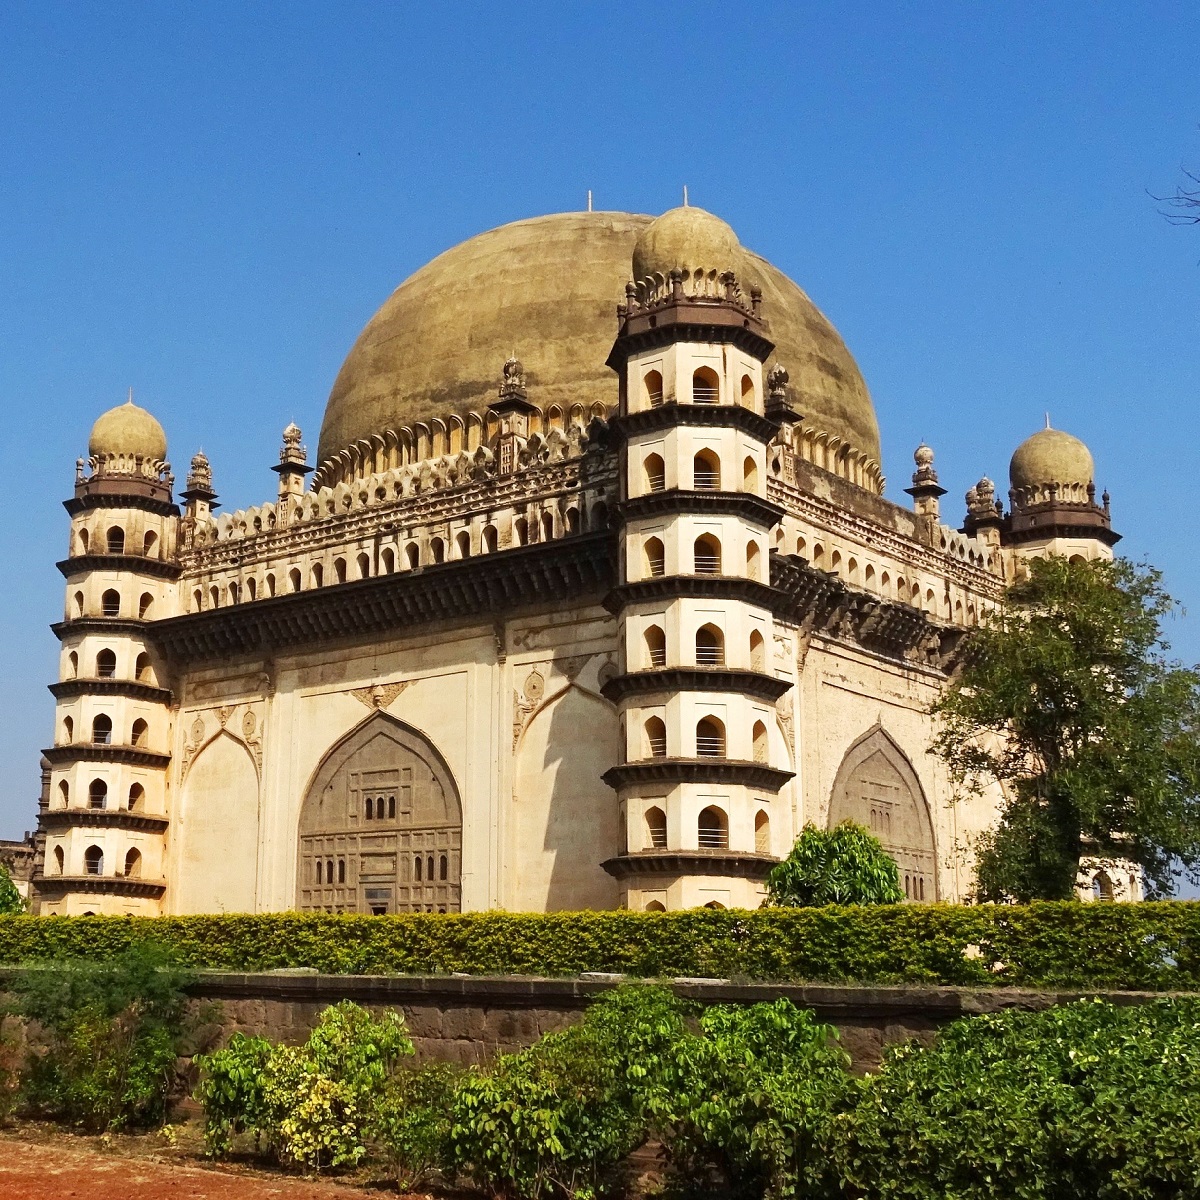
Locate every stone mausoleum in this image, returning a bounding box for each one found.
[29,206,1123,916]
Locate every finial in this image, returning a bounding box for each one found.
[682,184,689,207]
[587,189,593,213]
[126,386,134,406]
[910,442,939,486]
[1045,412,1051,429]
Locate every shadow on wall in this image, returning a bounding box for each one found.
[514,681,620,912]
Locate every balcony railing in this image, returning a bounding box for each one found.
[693,554,720,574]
[696,736,725,758]
[693,470,720,490]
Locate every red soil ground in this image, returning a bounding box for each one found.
[0,1131,408,1200]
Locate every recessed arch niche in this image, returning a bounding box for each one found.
[827,725,938,901]
[297,712,462,915]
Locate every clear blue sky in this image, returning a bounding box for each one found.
[2,3,1198,855]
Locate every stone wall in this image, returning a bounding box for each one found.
[190,971,1174,1073]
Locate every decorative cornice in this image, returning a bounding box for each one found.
[607,297,775,368]
[604,575,781,616]
[64,491,179,519]
[601,668,792,705]
[52,618,151,639]
[39,809,169,833]
[153,534,617,662]
[41,744,172,768]
[48,679,173,704]
[601,849,778,881]
[620,489,785,529]
[57,555,182,580]
[602,758,795,792]
[610,404,778,444]
[32,875,166,899]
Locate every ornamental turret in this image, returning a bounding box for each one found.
[599,206,795,911]
[35,394,179,915]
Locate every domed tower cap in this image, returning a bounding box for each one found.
[88,393,168,463]
[1009,425,1094,493]
[632,205,740,282]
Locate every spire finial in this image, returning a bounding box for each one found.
[682,184,689,207]
[1045,411,1051,429]
[126,386,134,406]
[587,189,593,213]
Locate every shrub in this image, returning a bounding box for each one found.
[767,821,903,907]
[834,997,1200,1199]
[0,864,23,916]
[0,903,1199,989]
[369,1061,460,1190]
[195,1000,412,1170]
[652,999,852,1200]
[449,985,689,1200]
[9,943,195,1131]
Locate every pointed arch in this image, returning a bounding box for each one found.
[298,711,462,914]
[827,724,938,901]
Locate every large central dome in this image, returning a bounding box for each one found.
[318,211,880,470]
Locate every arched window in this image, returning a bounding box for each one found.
[740,373,755,408]
[74,591,85,618]
[693,449,720,490]
[247,577,257,602]
[813,543,826,569]
[645,806,668,849]
[338,859,347,884]
[364,796,374,820]
[388,796,396,819]
[752,720,769,763]
[68,651,78,677]
[289,568,302,593]
[565,507,580,534]
[405,543,420,570]
[62,716,73,743]
[311,563,324,588]
[643,369,664,408]
[644,453,666,492]
[644,537,665,578]
[696,624,724,666]
[749,630,766,672]
[911,582,921,605]
[1092,871,1115,902]
[327,858,335,884]
[57,780,69,807]
[209,586,220,609]
[645,899,666,912]
[127,783,144,810]
[693,534,721,575]
[644,625,667,668]
[541,511,554,541]
[743,455,758,491]
[106,526,125,554]
[831,550,842,575]
[96,649,117,678]
[139,592,154,618]
[746,541,761,580]
[430,537,445,564]
[590,502,609,531]
[865,564,876,590]
[513,518,528,547]
[266,573,277,597]
[692,366,720,404]
[88,779,108,810]
[143,530,158,557]
[439,854,448,881]
[130,719,148,747]
[77,528,89,555]
[91,714,112,745]
[755,809,770,854]
[192,589,203,611]
[697,806,728,848]
[357,552,371,579]
[414,855,423,881]
[482,526,498,554]
[102,589,121,617]
[456,530,471,559]
[124,848,142,878]
[696,716,726,758]
[315,860,323,884]
[644,716,667,758]
[334,558,347,584]
[53,845,64,874]
[848,558,860,585]
[228,582,241,605]
[381,548,395,574]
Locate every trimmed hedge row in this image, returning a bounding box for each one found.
[0,903,1197,989]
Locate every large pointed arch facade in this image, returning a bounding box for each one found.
[297,711,463,914]
[827,724,938,901]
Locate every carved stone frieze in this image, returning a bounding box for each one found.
[349,681,412,711]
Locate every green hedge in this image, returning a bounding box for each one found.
[0,903,1197,989]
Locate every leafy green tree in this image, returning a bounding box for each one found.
[0,862,24,915]
[766,821,903,907]
[932,556,1200,901]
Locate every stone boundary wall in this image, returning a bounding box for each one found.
[184,971,1184,1072]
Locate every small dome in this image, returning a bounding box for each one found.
[1009,426,1094,492]
[88,397,167,462]
[632,206,740,282]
